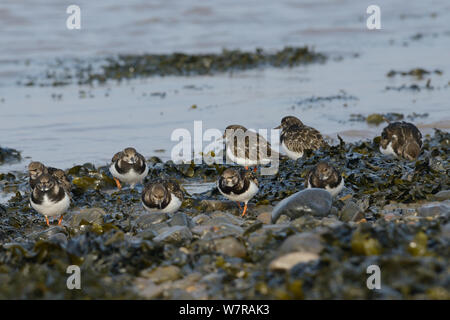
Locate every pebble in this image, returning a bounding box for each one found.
[134,212,168,229]
[257,212,271,224]
[140,265,182,284]
[214,237,247,258]
[339,201,365,222]
[168,212,193,228]
[28,226,66,241]
[192,214,210,225]
[433,190,450,201]
[278,232,324,255]
[153,226,193,244]
[271,188,332,223]
[417,202,450,218]
[70,207,105,226]
[200,200,236,212]
[269,252,319,271]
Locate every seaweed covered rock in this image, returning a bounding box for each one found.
[0,146,21,165]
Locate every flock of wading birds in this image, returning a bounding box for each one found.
[27,115,423,226]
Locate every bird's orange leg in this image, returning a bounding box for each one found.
[58,215,64,226]
[114,178,122,190]
[45,216,50,227]
[236,202,242,210]
[245,166,249,170]
[241,203,248,217]
[253,167,257,173]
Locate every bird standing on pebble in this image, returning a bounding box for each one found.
[30,174,71,226]
[305,162,344,197]
[109,147,149,189]
[141,179,184,214]
[379,121,422,160]
[217,168,259,217]
[275,116,327,160]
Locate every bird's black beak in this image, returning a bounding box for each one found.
[274,125,281,130]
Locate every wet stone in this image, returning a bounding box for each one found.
[0,204,6,215]
[209,211,244,225]
[339,201,364,222]
[70,208,105,226]
[269,252,319,271]
[134,212,168,229]
[271,188,332,223]
[257,212,272,225]
[417,202,450,218]
[200,200,236,212]
[153,226,192,244]
[168,212,193,228]
[140,265,182,284]
[433,190,450,201]
[192,214,210,225]
[213,237,247,258]
[28,226,66,241]
[278,232,324,255]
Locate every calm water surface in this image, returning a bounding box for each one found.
[0,0,449,174]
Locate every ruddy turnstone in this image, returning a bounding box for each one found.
[28,161,71,192]
[30,174,71,226]
[305,162,344,197]
[109,147,149,189]
[217,168,259,217]
[275,116,327,160]
[223,125,279,168]
[141,179,184,214]
[379,121,422,160]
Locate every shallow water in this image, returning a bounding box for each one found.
[0,0,449,173]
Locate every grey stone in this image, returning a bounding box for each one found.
[209,211,245,225]
[192,214,210,224]
[339,201,364,222]
[134,212,168,229]
[279,232,324,255]
[433,190,450,201]
[257,212,271,224]
[214,237,247,258]
[70,208,105,226]
[271,188,333,223]
[29,226,66,240]
[269,252,319,271]
[200,200,236,212]
[417,202,450,218]
[168,212,193,228]
[153,226,192,243]
[140,265,182,284]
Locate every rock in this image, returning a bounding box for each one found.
[70,208,105,226]
[433,190,450,201]
[339,201,364,222]
[199,200,236,212]
[209,211,244,225]
[257,212,271,224]
[214,237,247,258]
[417,202,450,218]
[168,212,193,227]
[279,232,324,255]
[140,265,182,284]
[153,226,192,244]
[134,212,168,229]
[28,226,66,241]
[195,223,244,240]
[269,252,319,271]
[138,228,159,240]
[271,188,333,223]
[0,204,6,215]
[192,214,210,224]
